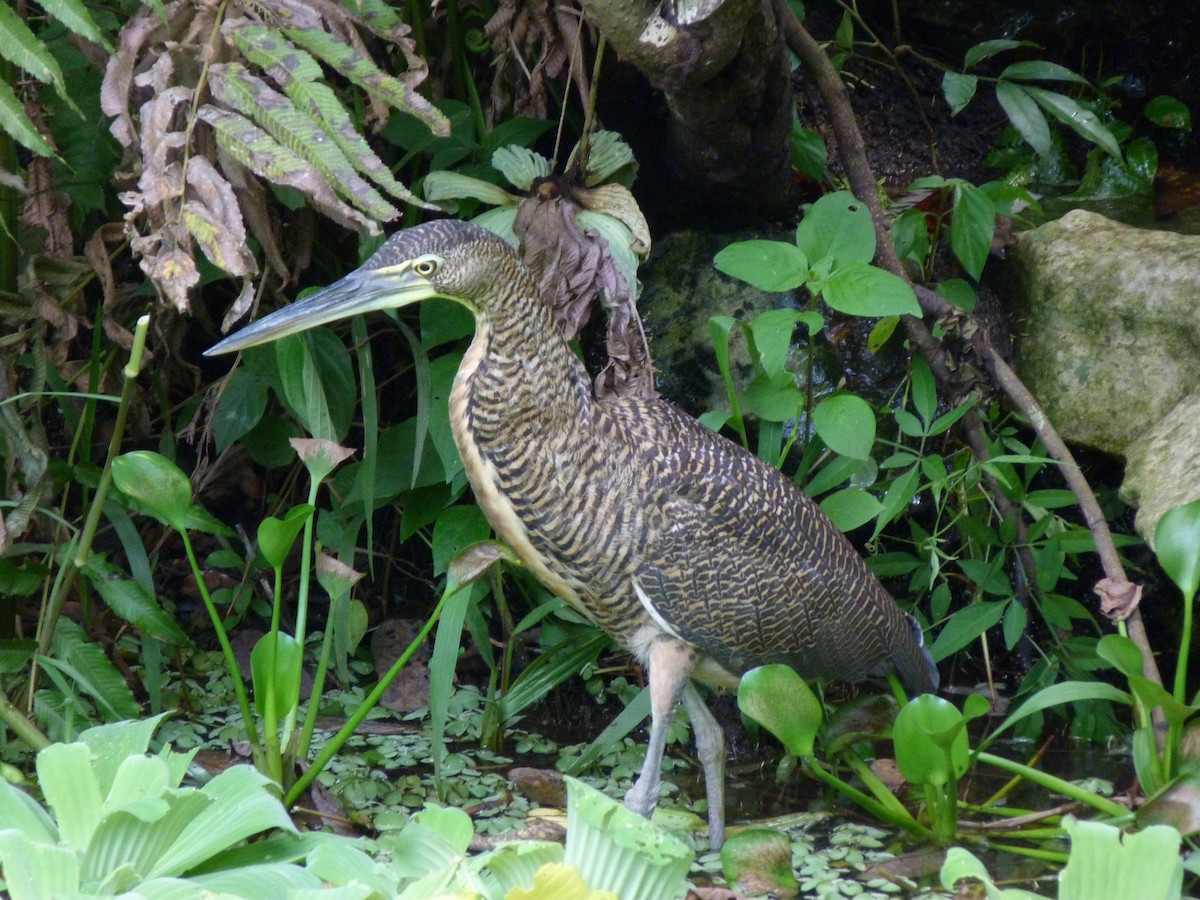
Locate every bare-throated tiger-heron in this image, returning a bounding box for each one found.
[207,219,938,848]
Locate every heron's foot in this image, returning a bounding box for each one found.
[623,778,660,819]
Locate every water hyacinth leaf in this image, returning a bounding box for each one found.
[893,694,970,787]
[713,240,808,292]
[822,262,921,317]
[737,664,822,758]
[1155,497,1200,599]
[508,862,614,900]
[814,393,876,460]
[111,451,192,532]
[257,505,315,569]
[940,846,1047,899]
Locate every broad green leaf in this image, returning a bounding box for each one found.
[1024,85,1122,158]
[791,124,827,180]
[492,145,551,191]
[866,314,901,353]
[111,451,192,532]
[738,665,824,759]
[929,601,1006,661]
[1059,817,1182,900]
[963,39,1028,70]
[1144,95,1191,130]
[251,632,303,721]
[1096,633,1144,678]
[822,262,921,317]
[747,309,810,377]
[742,371,802,422]
[942,72,977,116]
[37,742,103,850]
[990,681,1132,740]
[148,766,297,877]
[795,190,875,268]
[950,181,995,280]
[999,61,1088,84]
[1154,497,1200,599]
[936,277,977,312]
[713,240,808,292]
[0,830,80,899]
[813,394,875,460]
[81,557,190,646]
[819,488,883,532]
[423,170,519,206]
[213,367,268,451]
[893,694,970,787]
[431,505,492,577]
[995,81,1052,159]
[257,505,315,569]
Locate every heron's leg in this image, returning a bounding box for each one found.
[624,635,697,821]
[680,682,726,849]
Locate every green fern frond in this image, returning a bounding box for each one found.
[209,63,399,222]
[38,0,113,52]
[226,22,325,83]
[0,3,67,89]
[0,76,57,158]
[197,105,375,234]
[287,79,428,208]
[284,26,449,136]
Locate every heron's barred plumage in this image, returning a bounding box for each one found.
[209,218,938,848]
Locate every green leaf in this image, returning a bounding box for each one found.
[1144,95,1191,130]
[80,557,190,647]
[999,60,1088,84]
[257,505,315,570]
[950,181,995,280]
[742,371,802,422]
[0,76,58,157]
[819,488,883,532]
[935,278,977,312]
[111,451,192,532]
[991,681,1132,740]
[713,240,808,292]
[1059,818,1182,900]
[251,632,303,722]
[813,393,875,460]
[866,315,901,353]
[910,357,937,427]
[431,506,492,577]
[790,124,827,180]
[942,72,977,116]
[1023,85,1122,158]
[737,665,822,758]
[1154,497,1200,599]
[964,39,1032,70]
[795,190,875,268]
[822,262,921,317]
[423,170,519,206]
[893,694,970,787]
[491,145,551,191]
[275,329,355,441]
[995,80,1052,159]
[929,602,1006,661]
[0,830,80,898]
[747,309,811,378]
[213,368,268,452]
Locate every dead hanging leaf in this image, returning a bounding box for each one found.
[484,0,589,121]
[183,155,257,277]
[1094,577,1143,621]
[448,542,505,586]
[576,183,651,255]
[221,278,258,334]
[513,188,656,400]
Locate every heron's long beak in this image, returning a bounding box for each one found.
[204,263,436,356]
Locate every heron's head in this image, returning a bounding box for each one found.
[205,220,519,356]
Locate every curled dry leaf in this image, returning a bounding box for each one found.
[513,187,656,400]
[485,0,589,120]
[1094,577,1143,621]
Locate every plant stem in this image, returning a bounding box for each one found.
[975,751,1130,819]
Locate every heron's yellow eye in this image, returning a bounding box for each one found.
[413,257,440,276]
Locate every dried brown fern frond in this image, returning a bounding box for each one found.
[101,0,449,314]
[485,0,590,124]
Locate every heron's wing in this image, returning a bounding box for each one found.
[604,397,913,683]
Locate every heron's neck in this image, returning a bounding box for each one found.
[451,293,593,442]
